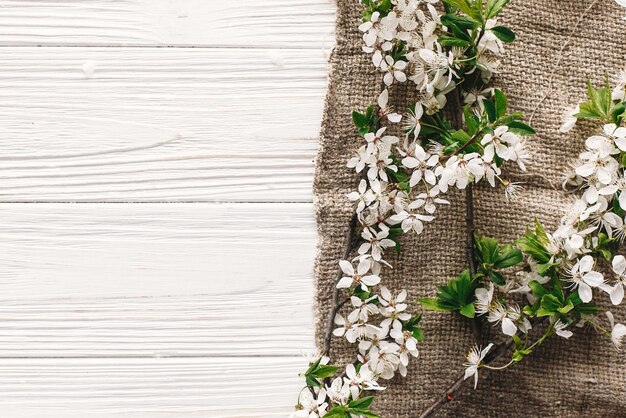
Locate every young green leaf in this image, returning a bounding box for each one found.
[310,364,339,379]
[443,0,477,19]
[421,270,476,315]
[352,111,368,128]
[485,0,509,19]
[419,297,451,312]
[464,105,480,136]
[349,397,375,409]
[483,99,497,123]
[494,244,523,269]
[324,406,348,418]
[490,26,516,43]
[460,303,475,318]
[515,220,551,264]
[488,270,506,286]
[494,89,507,118]
[438,36,471,48]
[475,236,500,264]
[507,121,536,136]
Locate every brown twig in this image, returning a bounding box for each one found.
[417,337,515,418]
[322,213,359,357]
[449,88,482,343]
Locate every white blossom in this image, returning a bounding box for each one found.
[565,255,604,303]
[358,225,396,261]
[344,363,385,399]
[464,343,494,389]
[325,377,351,406]
[377,89,402,123]
[294,388,328,418]
[337,259,381,291]
[559,104,580,133]
[606,311,626,350]
[348,296,379,323]
[378,287,411,329]
[369,341,401,379]
[602,254,626,305]
[554,319,573,339]
[347,179,374,213]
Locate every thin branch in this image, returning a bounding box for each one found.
[465,184,478,278]
[449,88,482,343]
[322,213,359,357]
[417,337,515,418]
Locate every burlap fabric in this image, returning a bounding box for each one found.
[314,1,626,416]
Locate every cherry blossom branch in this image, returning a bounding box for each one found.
[418,337,515,418]
[322,77,388,359]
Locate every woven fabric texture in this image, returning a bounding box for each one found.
[313,0,626,416]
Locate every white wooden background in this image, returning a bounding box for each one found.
[0,1,336,416]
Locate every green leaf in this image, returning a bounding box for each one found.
[494,245,523,269]
[536,262,556,275]
[485,0,509,19]
[305,357,322,375]
[557,299,575,314]
[494,89,507,118]
[515,220,551,264]
[512,348,532,362]
[310,364,339,379]
[528,280,547,298]
[464,105,480,136]
[507,121,536,136]
[349,397,375,409]
[419,297,450,312]
[490,25,515,43]
[611,101,626,124]
[450,129,472,143]
[475,236,500,264]
[412,327,425,341]
[539,294,561,315]
[378,0,392,13]
[460,303,475,318]
[438,35,471,48]
[575,101,601,119]
[324,406,348,418]
[488,270,506,286]
[583,79,613,121]
[496,112,523,125]
[421,270,475,314]
[443,0,480,20]
[483,100,497,123]
[305,374,320,387]
[441,13,480,31]
[352,111,368,128]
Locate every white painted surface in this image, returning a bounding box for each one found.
[0,1,336,416]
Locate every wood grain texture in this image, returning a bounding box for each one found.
[0,0,337,49]
[0,47,329,202]
[0,357,304,417]
[0,0,336,415]
[0,203,316,357]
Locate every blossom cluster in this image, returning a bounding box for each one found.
[422,74,626,389]
[358,0,507,115]
[294,0,535,415]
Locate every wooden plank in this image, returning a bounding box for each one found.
[0,47,328,202]
[0,203,316,357]
[0,357,306,417]
[0,0,336,49]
